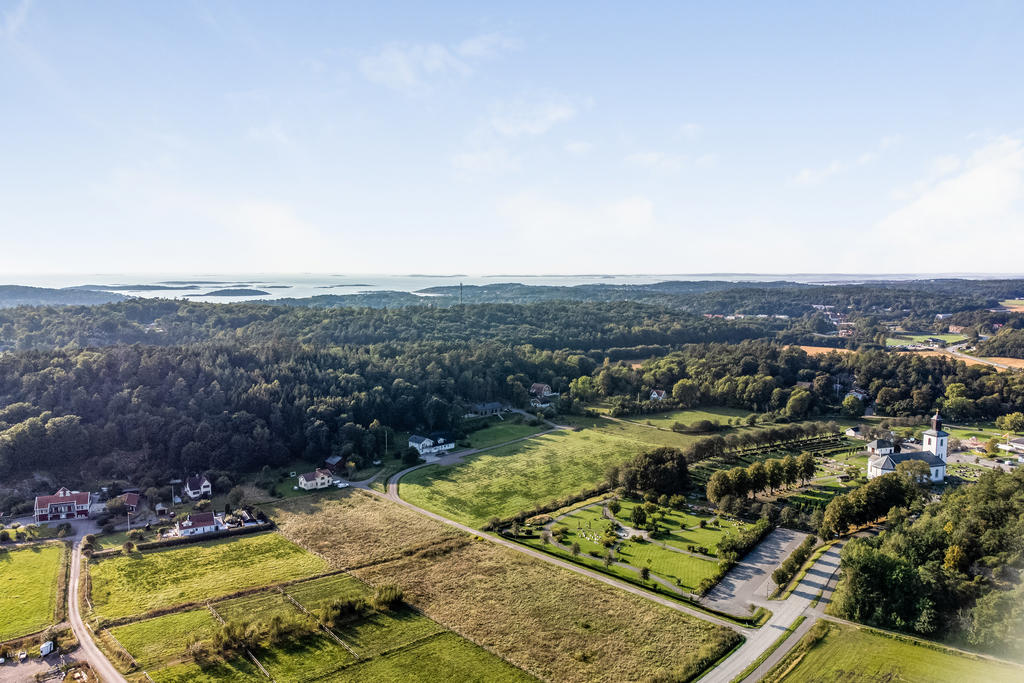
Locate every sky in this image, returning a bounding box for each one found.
[1,1,1023,276]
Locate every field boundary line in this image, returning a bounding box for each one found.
[207,601,275,681]
[277,586,361,660]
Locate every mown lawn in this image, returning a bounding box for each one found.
[0,543,65,640]
[399,428,651,527]
[771,621,1024,682]
[147,659,261,683]
[330,632,535,682]
[89,532,327,620]
[466,419,546,449]
[631,407,756,429]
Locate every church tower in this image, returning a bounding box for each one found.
[923,411,949,462]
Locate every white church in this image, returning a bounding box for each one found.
[867,412,947,483]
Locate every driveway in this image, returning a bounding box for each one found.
[702,527,810,616]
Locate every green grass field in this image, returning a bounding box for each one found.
[886,333,966,346]
[465,419,546,449]
[111,569,533,682]
[398,428,649,527]
[611,498,738,556]
[0,543,65,641]
[771,622,1024,682]
[89,532,327,621]
[110,608,223,669]
[329,632,535,682]
[628,407,756,429]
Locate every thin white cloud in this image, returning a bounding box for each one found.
[793,160,844,186]
[246,122,293,147]
[489,95,579,136]
[875,136,1024,251]
[359,32,517,93]
[359,42,469,92]
[564,141,593,156]
[626,151,684,171]
[795,135,901,185]
[451,146,517,174]
[676,122,702,140]
[1,0,33,39]
[498,192,656,244]
[456,32,521,58]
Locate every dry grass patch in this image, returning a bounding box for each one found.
[984,356,1024,369]
[266,489,463,568]
[353,541,738,682]
[794,345,853,356]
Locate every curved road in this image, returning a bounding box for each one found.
[68,542,127,683]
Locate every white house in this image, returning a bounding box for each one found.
[298,468,333,490]
[650,390,667,401]
[34,488,91,523]
[183,475,212,500]
[868,413,947,483]
[408,433,456,456]
[175,511,224,536]
[845,426,862,438]
[866,439,895,456]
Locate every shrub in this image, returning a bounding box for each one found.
[371,584,404,611]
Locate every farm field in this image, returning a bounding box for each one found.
[273,486,740,682]
[88,532,327,621]
[984,356,1024,368]
[464,417,547,449]
[794,345,853,356]
[768,621,1024,682]
[630,407,756,429]
[885,333,967,346]
[266,489,464,568]
[1000,299,1024,312]
[109,569,533,682]
[399,427,651,527]
[0,542,66,641]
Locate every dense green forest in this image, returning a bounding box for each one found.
[831,469,1024,659]
[979,328,1024,358]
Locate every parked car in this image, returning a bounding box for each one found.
[336,482,350,489]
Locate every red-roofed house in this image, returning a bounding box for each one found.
[175,511,224,536]
[34,487,91,522]
[298,468,333,491]
[650,389,667,401]
[529,383,553,397]
[119,493,141,512]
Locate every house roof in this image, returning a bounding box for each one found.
[35,488,90,508]
[870,450,945,469]
[324,455,343,465]
[429,431,454,443]
[473,401,503,411]
[185,475,209,491]
[179,512,216,528]
[651,390,666,398]
[530,383,551,394]
[867,439,893,449]
[408,435,430,445]
[120,493,140,508]
[298,468,332,483]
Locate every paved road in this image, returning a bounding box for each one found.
[68,542,127,683]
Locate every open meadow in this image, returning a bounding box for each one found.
[464,416,547,449]
[0,542,66,641]
[88,532,327,621]
[107,566,533,682]
[269,488,740,682]
[626,406,756,429]
[767,621,1024,682]
[886,333,967,346]
[398,427,652,527]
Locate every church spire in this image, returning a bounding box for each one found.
[931,411,943,433]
